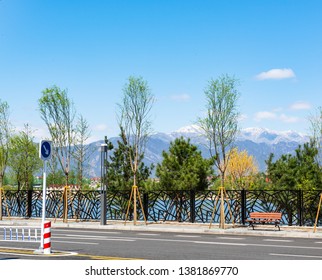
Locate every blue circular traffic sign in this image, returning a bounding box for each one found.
[40,140,52,161]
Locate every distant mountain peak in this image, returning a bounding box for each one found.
[238,127,309,145]
[171,124,309,145]
[174,124,203,134]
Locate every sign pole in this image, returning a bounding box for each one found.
[40,160,47,249]
[37,140,52,254]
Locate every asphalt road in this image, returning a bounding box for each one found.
[1,227,322,260]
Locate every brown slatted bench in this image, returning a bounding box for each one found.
[246,212,282,231]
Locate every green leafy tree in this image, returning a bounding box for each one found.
[8,124,42,190]
[47,170,65,187]
[156,137,214,191]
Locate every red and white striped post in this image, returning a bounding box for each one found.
[43,221,51,254]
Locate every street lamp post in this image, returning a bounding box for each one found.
[100,143,108,225]
[100,137,113,226]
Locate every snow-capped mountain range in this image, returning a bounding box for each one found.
[238,127,309,145]
[87,125,310,177]
[172,125,309,145]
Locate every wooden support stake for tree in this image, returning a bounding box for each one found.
[54,185,76,223]
[124,185,147,226]
[209,186,234,229]
[313,193,322,233]
[0,187,10,220]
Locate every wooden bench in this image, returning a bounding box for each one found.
[246,212,282,231]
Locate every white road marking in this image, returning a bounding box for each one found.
[217,237,245,240]
[175,235,200,238]
[53,235,135,242]
[137,233,160,236]
[186,240,322,251]
[0,251,38,257]
[53,229,121,235]
[270,253,322,259]
[194,241,247,246]
[53,240,99,245]
[0,247,78,257]
[263,239,293,242]
[55,233,128,239]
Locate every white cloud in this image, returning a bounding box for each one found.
[86,135,103,144]
[93,124,108,131]
[255,68,296,80]
[14,124,50,142]
[290,101,311,110]
[170,94,190,102]
[254,111,277,122]
[279,114,299,123]
[238,114,248,122]
[33,127,50,141]
[254,111,300,124]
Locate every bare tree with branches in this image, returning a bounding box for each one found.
[309,106,322,166]
[198,74,240,229]
[198,74,240,187]
[0,99,12,189]
[73,115,94,188]
[118,76,154,187]
[118,76,154,224]
[38,85,76,186]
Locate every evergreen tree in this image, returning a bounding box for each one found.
[107,127,153,191]
[156,137,214,190]
[266,141,322,190]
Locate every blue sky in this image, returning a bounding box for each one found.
[0,0,321,142]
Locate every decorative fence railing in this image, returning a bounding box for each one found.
[0,189,321,226]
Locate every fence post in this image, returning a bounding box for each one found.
[0,188,2,220]
[241,189,246,225]
[297,190,304,226]
[143,193,149,222]
[27,189,33,218]
[63,186,69,223]
[190,190,196,223]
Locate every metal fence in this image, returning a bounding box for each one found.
[0,189,321,226]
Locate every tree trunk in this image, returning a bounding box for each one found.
[219,173,225,229]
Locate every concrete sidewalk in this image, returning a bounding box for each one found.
[1,217,322,239]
